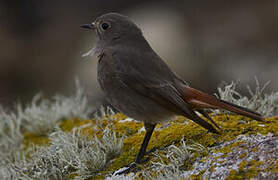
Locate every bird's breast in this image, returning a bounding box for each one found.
[97,53,120,93]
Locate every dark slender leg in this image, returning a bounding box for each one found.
[115,123,156,175]
[135,123,156,163]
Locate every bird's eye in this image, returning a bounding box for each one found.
[101,22,110,30]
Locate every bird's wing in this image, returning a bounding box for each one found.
[111,50,218,133]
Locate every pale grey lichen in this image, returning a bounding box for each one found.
[0,106,23,165]
[215,78,278,117]
[94,124,124,161]
[18,79,92,135]
[1,79,277,179]
[180,133,278,179]
[142,134,278,180]
[0,80,109,179]
[142,139,206,180]
[9,124,124,179]
[144,165,187,180]
[165,139,206,167]
[0,164,27,180]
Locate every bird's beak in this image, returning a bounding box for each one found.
[80,22,95,30]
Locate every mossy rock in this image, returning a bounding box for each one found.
[23,113,278,179]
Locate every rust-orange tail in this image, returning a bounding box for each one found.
[180,86,265,122]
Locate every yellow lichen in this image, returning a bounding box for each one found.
[23,132,49,148]
[22,113,278,179]
[227,160,265,179]
[268,160,278,173]
[217,141,244,154]
[190,169,206,179]
[239,152,247,159]
[59,118,94,132]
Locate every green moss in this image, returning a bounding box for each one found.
[227,160,265,179]
[21,113,278,179]
[239,152,247,159]
[59,118,93,132]
[217,141,244,154]
[23,132,50,159]
[114,121,143,136]
[23,132,49,148]
[266,160,278,174]
[227,169,242,180]
[190,169,206,179]
[90,114,277,178]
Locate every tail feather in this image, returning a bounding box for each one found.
[180,86,265,122]
[219,99,261,117]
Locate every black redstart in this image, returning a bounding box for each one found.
[81,13,265,174]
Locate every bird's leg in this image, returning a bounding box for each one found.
[135,123,156,163]
[115,123,156,175]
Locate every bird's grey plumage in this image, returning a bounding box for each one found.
[95,14,183,119]
[81,12,265,174]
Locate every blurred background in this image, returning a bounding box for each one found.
[0,0,277,109]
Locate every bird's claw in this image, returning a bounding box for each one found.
[115,162,137,175]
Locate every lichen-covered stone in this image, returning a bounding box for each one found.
[22,113,278,179]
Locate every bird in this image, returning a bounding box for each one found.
[80,12,265,174]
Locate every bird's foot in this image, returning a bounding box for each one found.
[114,157,150,176]
[114,162,137,175]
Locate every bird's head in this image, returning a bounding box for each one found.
[81,13,142,45]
